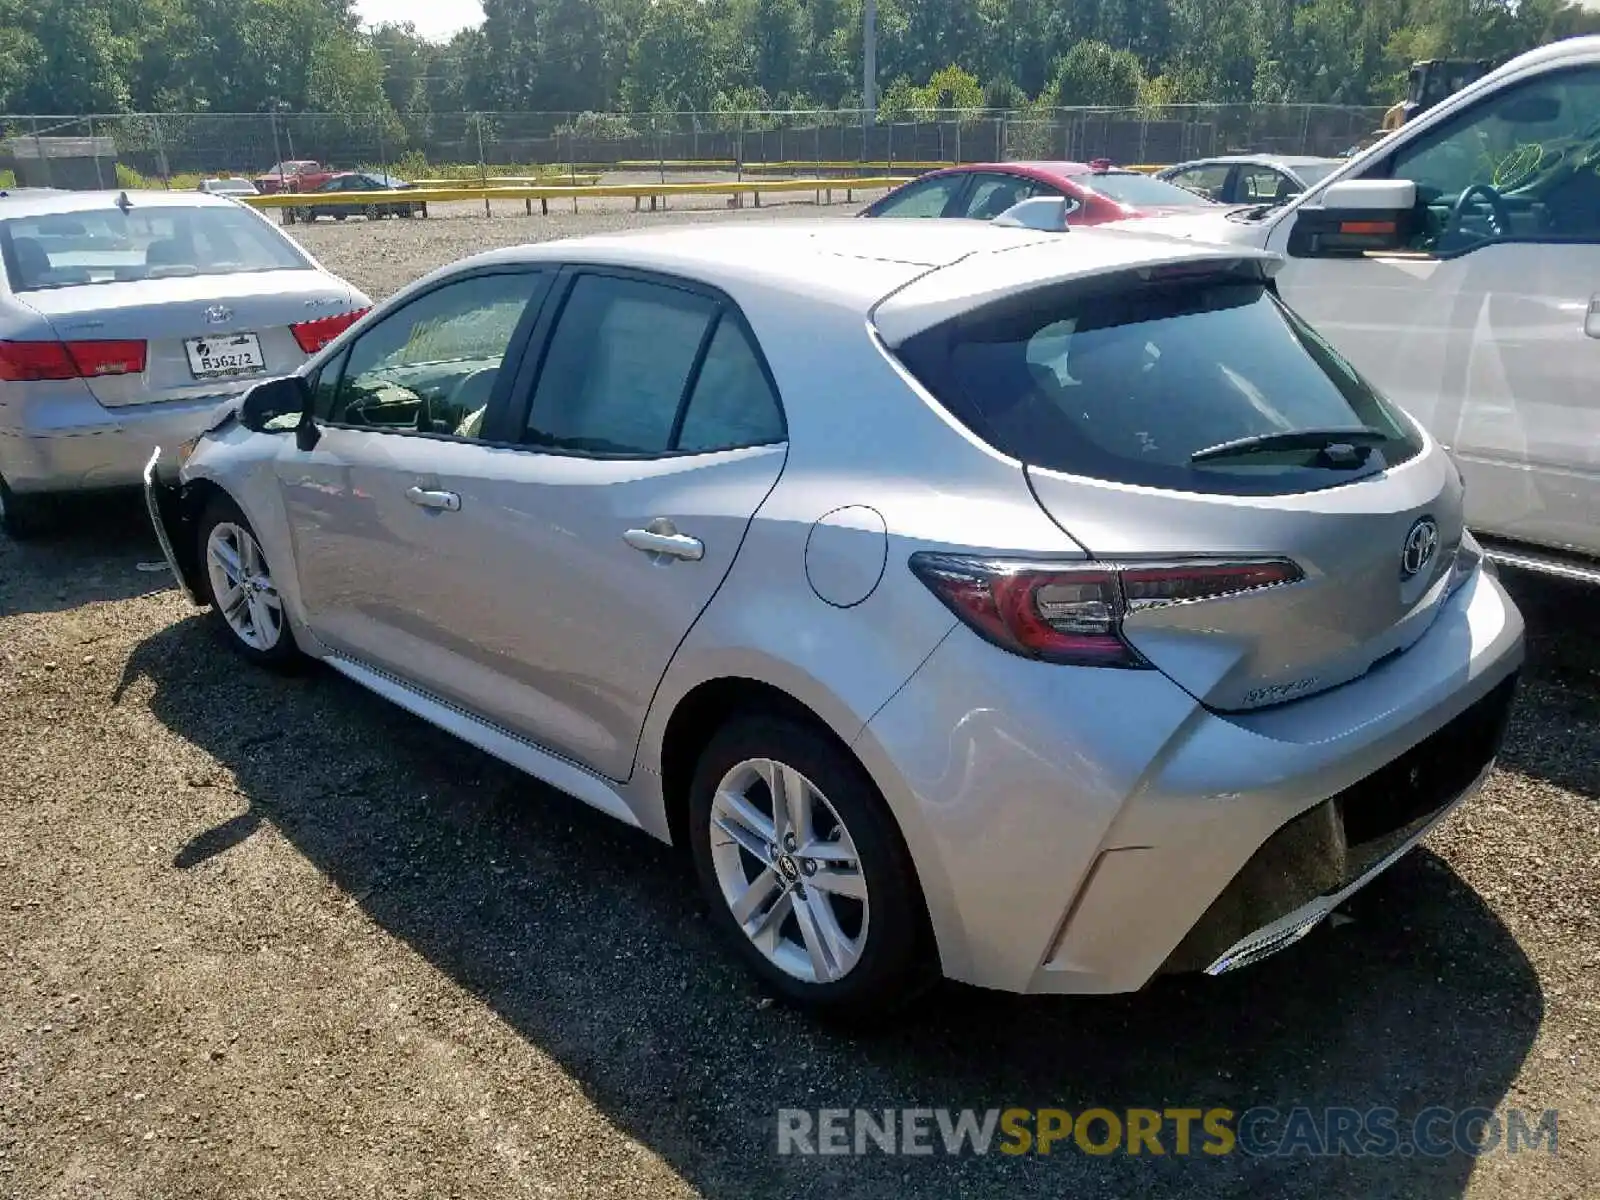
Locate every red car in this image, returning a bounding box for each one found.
[253,160,336,195]
[860,159,1220,225]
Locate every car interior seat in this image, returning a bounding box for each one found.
[972,184,1026,220]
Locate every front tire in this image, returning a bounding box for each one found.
[197,495,299,669]
[687,714,934,1019]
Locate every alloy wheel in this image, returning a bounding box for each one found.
[205,522,283,652]
[708,757,869,984]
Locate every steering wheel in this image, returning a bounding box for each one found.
[1445,183,1512,243]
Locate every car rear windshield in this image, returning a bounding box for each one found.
[1081,171,1215,207]
[892,268,1424,496]
[1,205,309,292]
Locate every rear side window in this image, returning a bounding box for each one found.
[894,272,1423,496]
[676,319,785,452]
[525,274,784,457]
[1,205,308,292]
[868,175,966,218]
[527,275,718,455]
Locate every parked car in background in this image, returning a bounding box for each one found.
[198,177,261,198]
[860,160,1221,226]
[0,189,371,538]
[297,173,426,223]
[253,160,335,195]
[1157,155,1344,206]
[1105,34,1600,583]
[147,220,1522,1017]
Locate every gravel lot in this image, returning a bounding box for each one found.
[1,202,1597,1200]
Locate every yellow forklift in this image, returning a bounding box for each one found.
[1381,59,1493,131]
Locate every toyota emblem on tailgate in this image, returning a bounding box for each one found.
[203,305,233,326]
[1401,517,1440,579]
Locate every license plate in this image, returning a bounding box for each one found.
[185,333,266,380]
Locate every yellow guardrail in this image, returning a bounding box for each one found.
[603,159,1172,174]
[243,176,911,219]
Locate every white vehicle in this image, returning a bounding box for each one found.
[198,177,261,198]
[1107,35,1600,584]
[0,190,369,537]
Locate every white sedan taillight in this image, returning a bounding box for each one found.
[290,308,369,354]
[910,553,1303,668]
[0,339,147,381]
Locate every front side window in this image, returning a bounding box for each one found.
[323,271,542,438]
[894,268,1422,497]
[0,205,309,292]
[1385,66,1600,251]
[868,174,967,218]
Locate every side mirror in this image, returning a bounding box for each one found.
[1289,179,1418,257]
[992,196,1075,232]
[239,375,311,433]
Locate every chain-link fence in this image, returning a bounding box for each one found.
[0,105,1389,188]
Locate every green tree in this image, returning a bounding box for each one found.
[1050,40,1144,107]
[622,0,725,111]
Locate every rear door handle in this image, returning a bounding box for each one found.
[406,486,461,512]
[624,521,704,561]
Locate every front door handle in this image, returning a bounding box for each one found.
[1586,295,1600,339]
[406,486,461,512]
[624,520,704,562]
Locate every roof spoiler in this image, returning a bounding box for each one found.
[992,196,1072,232]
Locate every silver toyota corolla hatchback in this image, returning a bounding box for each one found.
[145,221,1525,1017]
[0,189,370,537]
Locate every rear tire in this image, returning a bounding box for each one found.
[687,714,935,1020]
[196,494,300,670]
[0,476,53,540]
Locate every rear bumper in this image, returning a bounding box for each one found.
[857,566,1524,995]
[0,386,232,496]
[1195,757,1497,976]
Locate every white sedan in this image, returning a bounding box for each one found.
[0,188,369,537]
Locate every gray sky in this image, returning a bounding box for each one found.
[354,0,484,41]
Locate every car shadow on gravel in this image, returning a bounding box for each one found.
[1494,570,1600,800]
[125,616,1545,1200]
[0,492,168,618]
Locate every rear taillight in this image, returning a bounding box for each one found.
[0,339,146,382]
[66,340,146,377]
[291,308,369,354]
[910,553,1303,668]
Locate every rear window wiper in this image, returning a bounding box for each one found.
[1191,426,1389,465]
